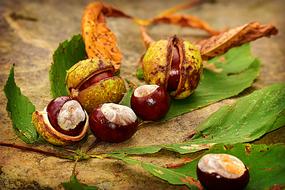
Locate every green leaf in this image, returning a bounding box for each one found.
[119,87,134,107]
[133,44,259,121]
[109,154,202,189]
[114,146,161,155]
[208,43,255,74]
[134,47,257,114]
[165,83,285,154]
[136,66,144,80]
[49,34,86,98]
[172,143,285,190]
[113,83,285,155]
[4,65,38,143]
[164,44,259,120]
[62,175,98,190]
[111,144,285,190]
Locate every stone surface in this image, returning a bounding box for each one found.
[0,0,284,189]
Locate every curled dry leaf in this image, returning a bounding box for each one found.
[82,2,131,71]
[140,0,219,36]
[155,0,201,17]
[150,14,220,36]
[196,22,278,60]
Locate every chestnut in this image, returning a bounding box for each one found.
[167,46,180,92]
[89,103,138,143]
[66,58,126,113]
[197,153,249,190]
[78,70,114,91]
[131,84,170,121]
[142,36,203,99]
[32,96,89,146]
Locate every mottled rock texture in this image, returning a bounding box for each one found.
[0,0,284,189]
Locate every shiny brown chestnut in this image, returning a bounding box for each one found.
[131,85,170,121]
[32,96,89,146]
[89,103,138,143]
[78,71,114,91]
[167,46,180,92]
[197,153,250,190]
[46,96,85,136]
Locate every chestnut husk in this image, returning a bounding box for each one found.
[46,96,86,137]
[66,58,126,113]
[142,36,202,99]
[32,109,89,146]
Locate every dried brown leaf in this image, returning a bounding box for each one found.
[165,157,194,169]
[150,14,220,35]
[196,22,278,60]
[156,0,201,17]
[81,2,131,71]
[203,61,223,73]
[141,0,219,36]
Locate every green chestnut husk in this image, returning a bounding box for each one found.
[66,58,126,113]
[142,36,202,99]
[32,109,89,146]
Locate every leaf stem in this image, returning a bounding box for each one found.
[0,141,75,160]
[72,158,79,176]
[89,154,108,159]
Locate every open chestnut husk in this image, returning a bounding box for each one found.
[89,103,138,143]
[197,153,250,190]
[131,84,170,121]
[142,36,202,99]
[32,96,89,146]
[66,58,126,113]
